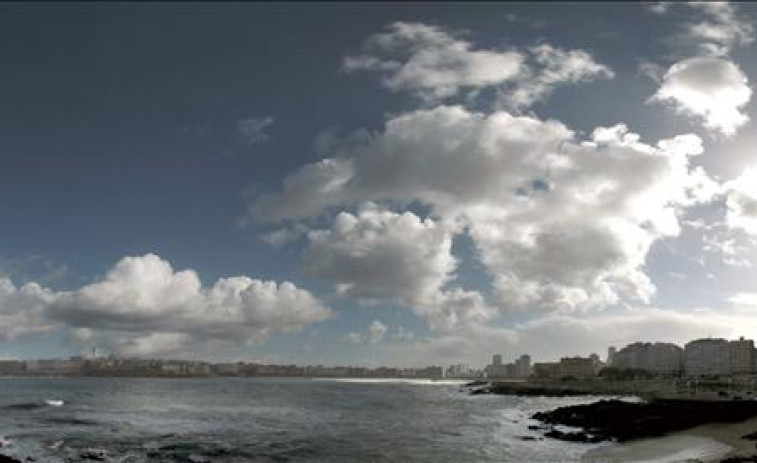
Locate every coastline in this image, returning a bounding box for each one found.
[581,413,757,462]
[676,416,757,460]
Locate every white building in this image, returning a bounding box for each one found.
[515,355,531,378]
[607,347,617,366]
[684,338,730,377]
[613,342,682,376]
[729,337,756,375]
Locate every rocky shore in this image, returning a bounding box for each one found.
[531,398,757,443]
[468,381,597,397]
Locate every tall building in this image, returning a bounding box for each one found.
[515,355,531,378]
[684,338,730,377]
[487,354,507,378]
[607,347,617,366]
[729,337,756,375]
[486,354,531,379]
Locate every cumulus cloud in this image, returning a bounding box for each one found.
[236,116,275,145]
[255,105,717,313]
[344,319,388,345]
[303,206,454,304]
[344,22,524,101]
[302,205,492,328]
[651,57,751,136]
[0,279,57,340]
[30,254,333,355]
[344,22,611,108]
[646,3,753,135]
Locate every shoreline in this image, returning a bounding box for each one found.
[527,397,757,463]
[582,417,757,463]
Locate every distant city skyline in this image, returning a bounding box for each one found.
[3,3,757,366]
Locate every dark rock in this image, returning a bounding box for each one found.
[0,455,22,463]
[464,380,488,387]
[481,383,593,397]
[527,425,543,431]
[744,431,757,440]
[533,398,757,443]
[720,456,757,462]
[517,436,538,441]
[469,387,491,395]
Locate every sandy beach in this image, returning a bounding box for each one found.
[583,416,757,462]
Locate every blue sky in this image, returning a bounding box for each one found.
[2,2,757,367]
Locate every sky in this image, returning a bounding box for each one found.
[3,2,757,367]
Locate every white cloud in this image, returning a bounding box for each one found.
[344,22,524,101]
[344,22,612,108]
[725,168,757,234]
[256,106,716,313]
[0,279,57,340]
[369,320,388,344]
[651,57,751,136]
[703,231,753,267]
[302,205,492,328]
[260,224,309,247]
[303,206,454,304]
[47,253,331,355]
[379,307,757,366]
[392,325,414,341]
[236,116,275,145]
[686,2,754,56]
[344,319,388,345]
[646,2,671,15]
[729,292,757,307]
[502,44,614,109]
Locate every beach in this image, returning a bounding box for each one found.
[583,416,757,462]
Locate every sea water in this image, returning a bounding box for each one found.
[0,377,727,462]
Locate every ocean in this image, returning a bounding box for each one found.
[0,377,731,462]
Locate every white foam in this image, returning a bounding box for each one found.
[44,399,64,407]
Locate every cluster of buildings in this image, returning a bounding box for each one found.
[445,363,484,379]
[0,356,446,379]
[608,337,757,378]
[7,336,756,382]
[531,354,604,379]
[484,354,532,379]
[487,336,757,381]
